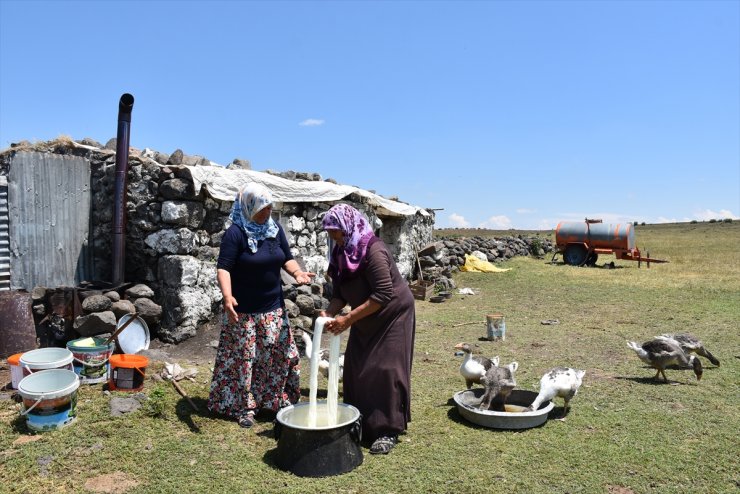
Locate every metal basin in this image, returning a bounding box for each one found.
[274,402,363,477]
[453,389,554,430]
[116,314,150,354]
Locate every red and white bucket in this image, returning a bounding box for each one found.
[8,353,24,389]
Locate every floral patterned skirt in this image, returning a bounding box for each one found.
[207,307,301,419]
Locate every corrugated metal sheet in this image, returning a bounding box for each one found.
[8,151,92,289]
[0,176,9,290]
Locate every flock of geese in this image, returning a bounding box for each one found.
[454,342,586,419]
[298,327,720,420]
[455,332,719,419]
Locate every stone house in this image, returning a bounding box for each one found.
[0,138,434,343]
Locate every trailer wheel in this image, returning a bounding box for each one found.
[563,244,588,266]
[586,252,599,266]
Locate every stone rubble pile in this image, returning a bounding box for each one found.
[30,283,162,346]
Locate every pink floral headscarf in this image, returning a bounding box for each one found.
[322,204,376,278]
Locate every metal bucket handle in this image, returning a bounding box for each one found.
[112,365,147,376]
[73,356,110,367]
[19,393,47,416]
[350,415,363,444]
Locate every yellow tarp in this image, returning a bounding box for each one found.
[460,254,511,273]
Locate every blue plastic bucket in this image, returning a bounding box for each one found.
[66,337,116,384]
[18,369,80,431]
[19,348,74,377]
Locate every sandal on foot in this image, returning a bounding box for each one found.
[238,413,255,429]
[370,435,397,455]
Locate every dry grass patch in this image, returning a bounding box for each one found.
[84,471,140,493]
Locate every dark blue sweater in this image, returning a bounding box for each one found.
[216,223,293,314]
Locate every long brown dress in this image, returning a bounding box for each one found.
[333,238,415,442]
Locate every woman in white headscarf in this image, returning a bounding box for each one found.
[208,183,315,428]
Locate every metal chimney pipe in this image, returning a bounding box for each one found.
[111,93,134,286]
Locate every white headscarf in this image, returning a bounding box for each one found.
[229,183,279,253]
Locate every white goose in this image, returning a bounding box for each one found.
[525,367,585,420]
[300,330,344,382]
[454,342,499,389]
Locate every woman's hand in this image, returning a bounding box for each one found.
[223,295,239,324]
[217,269,239,325]
[324,314,351,335]
[293,270,316,285]
[283,260,316,286]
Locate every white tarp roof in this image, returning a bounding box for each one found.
[185,165,429,217]
[54,141,427,217]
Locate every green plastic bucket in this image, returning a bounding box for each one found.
[18,369,80,431]
[66,337,116,384]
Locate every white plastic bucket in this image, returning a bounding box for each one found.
[18,369,80,431]
[20,348,74,377]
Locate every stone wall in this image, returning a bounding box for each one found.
[0,138,434,344]
[415,235,556,291]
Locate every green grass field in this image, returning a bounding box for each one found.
[1,222,738,493]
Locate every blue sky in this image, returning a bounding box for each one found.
[1,0,738,229]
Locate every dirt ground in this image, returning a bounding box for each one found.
[0,366,9,391]
[143,320,322,366]
[142,320,221,366]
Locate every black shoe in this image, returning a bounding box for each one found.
[238,413,255,428]
[369,435,397,455]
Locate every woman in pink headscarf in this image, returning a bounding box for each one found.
[321,204,415,455]
[208,183,315,428]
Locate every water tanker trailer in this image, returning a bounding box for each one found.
[554,219,668,267]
